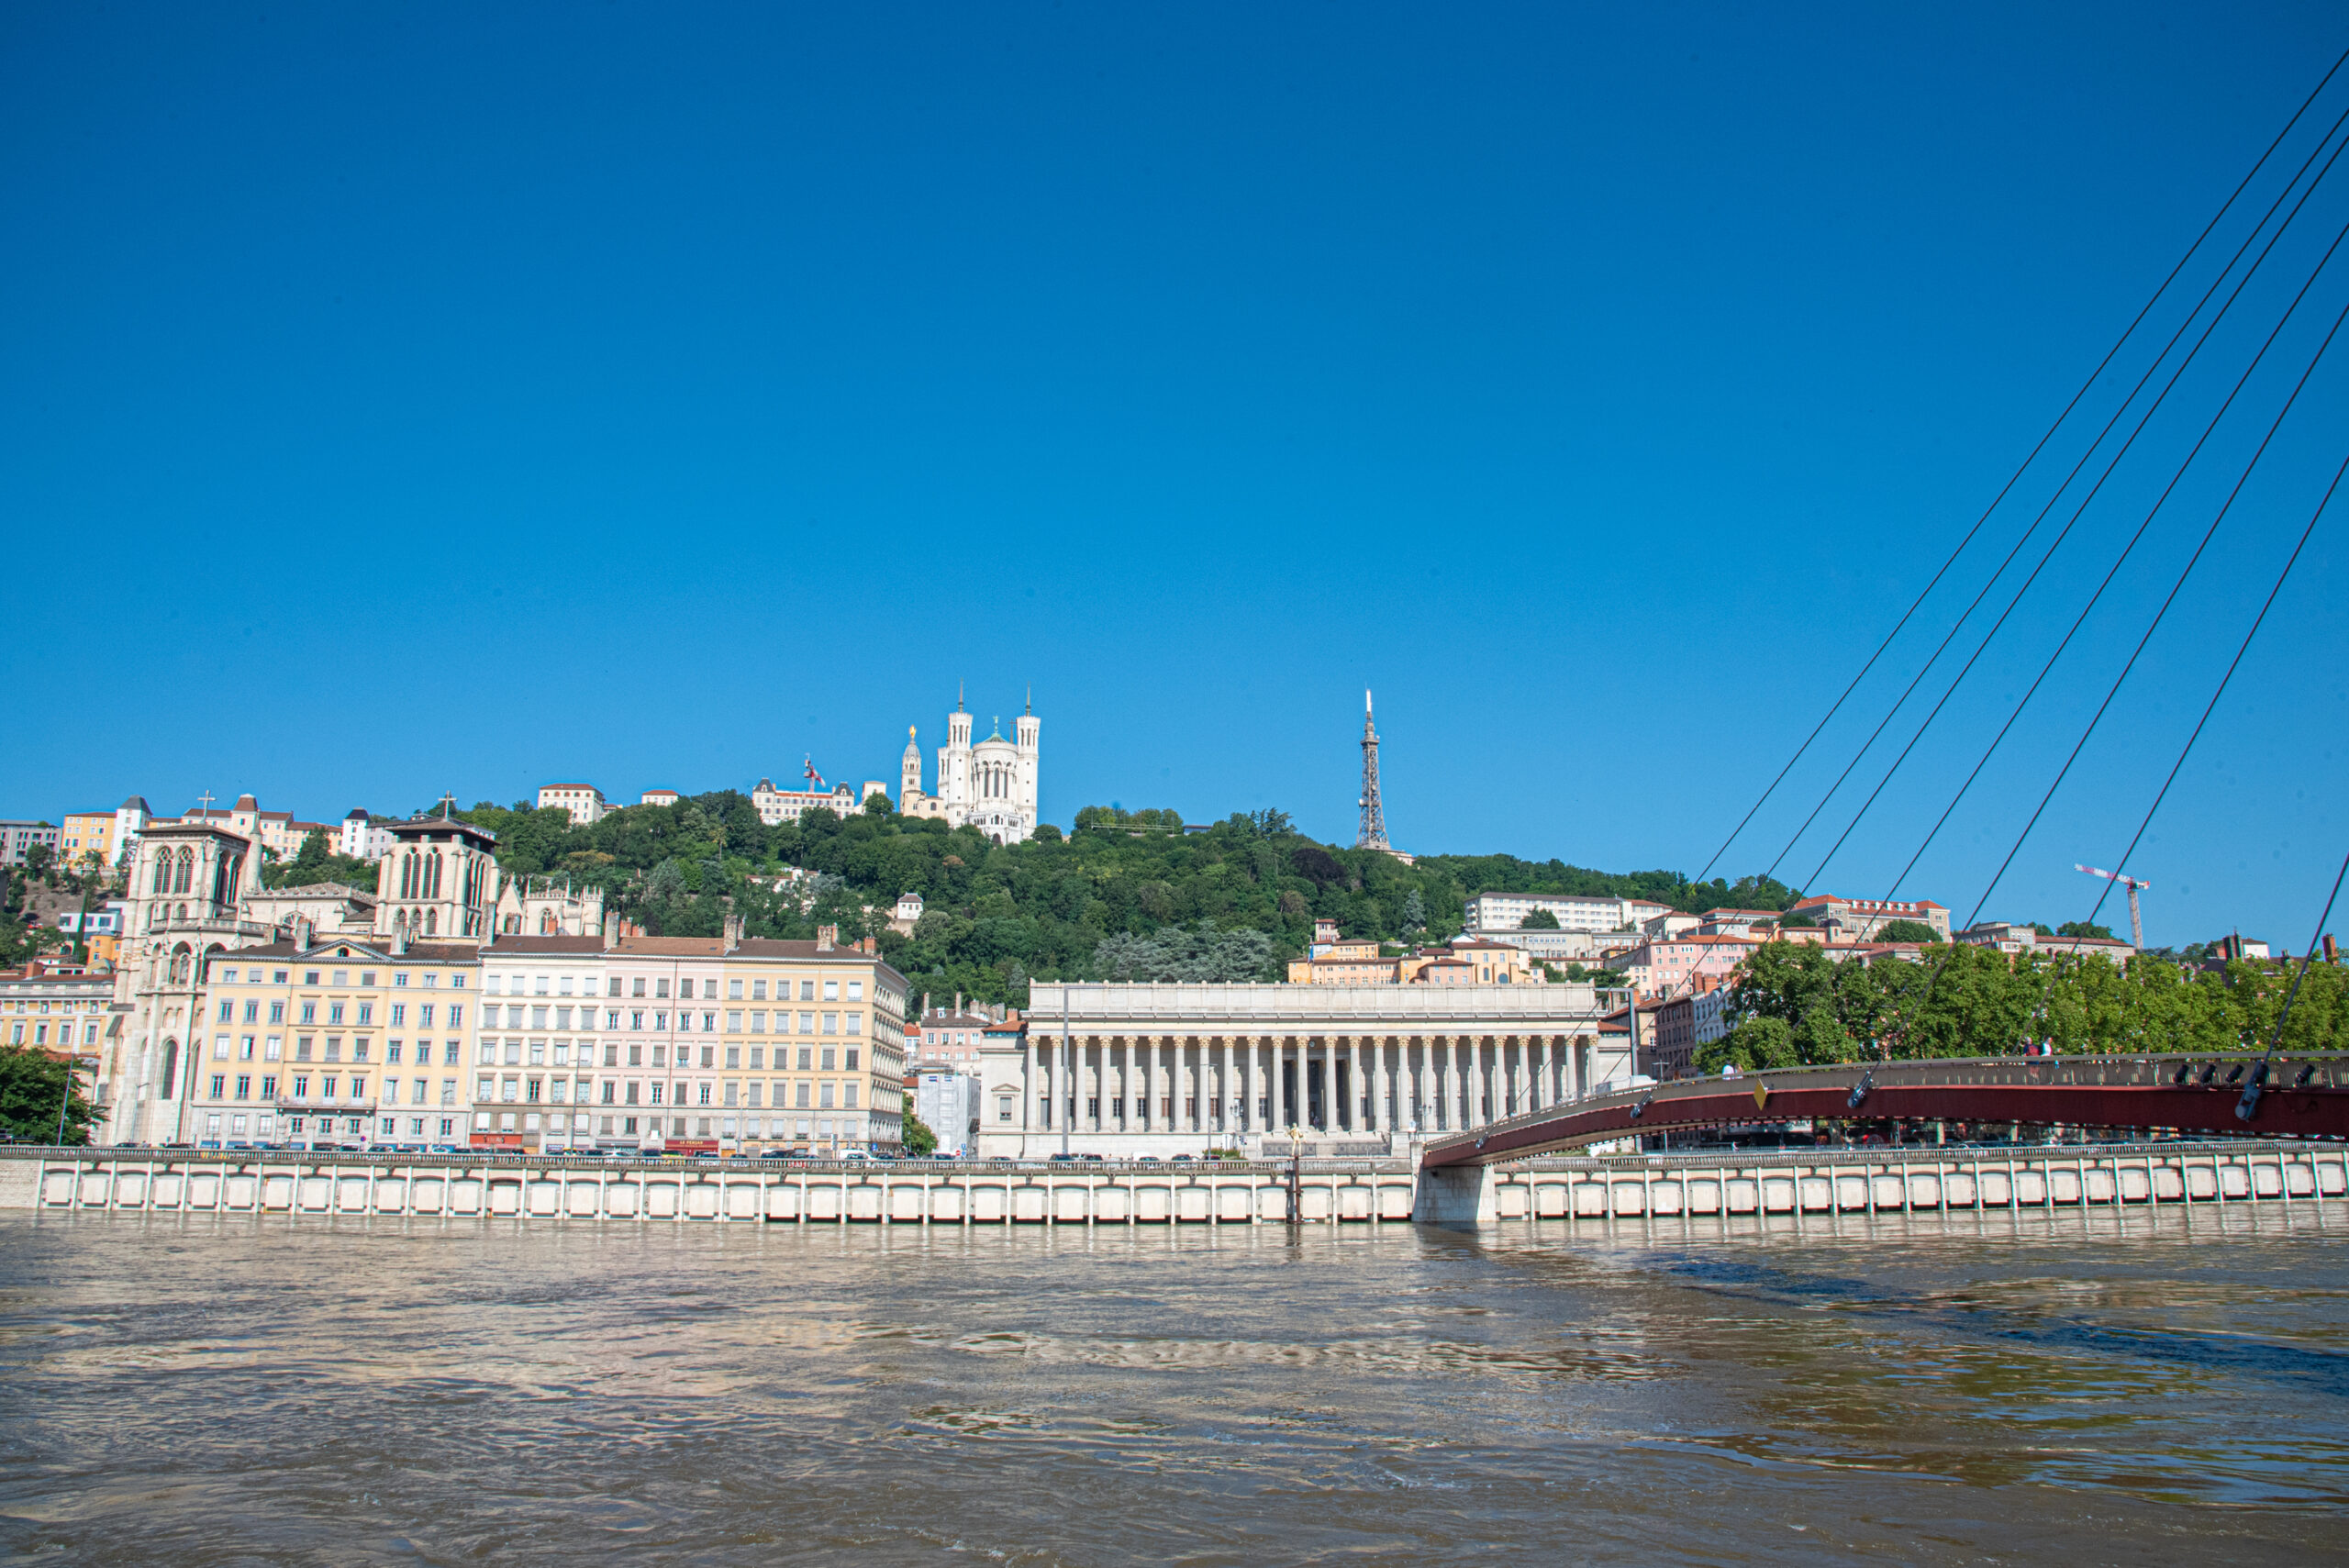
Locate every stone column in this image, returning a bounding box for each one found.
[1221,1032,1240,1131]
[1315,1042,1330,1133]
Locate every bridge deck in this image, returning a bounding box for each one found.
[1421,1052,2349,1168]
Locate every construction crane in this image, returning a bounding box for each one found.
[2075,863,2150,949]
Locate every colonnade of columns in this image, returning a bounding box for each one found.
[1020,1032,1601,1141]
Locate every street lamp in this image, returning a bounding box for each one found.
[55,1053,98,1146]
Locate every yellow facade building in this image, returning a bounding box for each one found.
[188,937,480,1150]
[59,812,116,870]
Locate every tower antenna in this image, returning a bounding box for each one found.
[1355,689,1390,851]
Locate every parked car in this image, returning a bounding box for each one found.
[1047,1151,1079,1162]
[1171,1153,1197,1162]
[1135,1154,1163,1162]
[840,1149,880,1163]
[1079,1153,1106,1163]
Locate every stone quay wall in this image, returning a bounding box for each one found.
[1,1141,2341,1227]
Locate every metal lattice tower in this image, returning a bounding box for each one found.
[1355,688,1389,851]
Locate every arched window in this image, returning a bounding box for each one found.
[425,907,438,936]
[169,949,190,984]
[397,851,416,900]
[172,847,193,895]
[540,909,557,934]
[150,851,169,895]
[504,914,520,933]
[159,1039,179,1099]
[426,851,443,900]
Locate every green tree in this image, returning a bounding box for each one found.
[1519,908,1561,929]
[0,1044,98,1144]
[264,829,383,892]
[1874,918,1940,944]
[902,1106,939,1156]
[2055,920,2115,940]
[1698,1015,1798,1073]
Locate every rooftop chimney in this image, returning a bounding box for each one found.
[817,923,837,952]
[723,912,744,951]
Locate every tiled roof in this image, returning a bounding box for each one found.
[485,935,607,954]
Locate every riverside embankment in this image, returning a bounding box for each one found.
[5,1140,2343,1225]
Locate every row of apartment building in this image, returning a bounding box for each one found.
[12,805,909,1156]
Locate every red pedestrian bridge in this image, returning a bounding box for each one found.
[1419,1051,2349,1169]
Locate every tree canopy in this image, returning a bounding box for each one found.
[0,1044,99,1144]
[263,830,383,892]
[1696,940,2349,1073]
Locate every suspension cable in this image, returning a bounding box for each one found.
[2083,444,2349,933]
[1759,96,2349,888]
[1688,45,2349,886]
[1791,137,2349,896]
[1956,286,2349,930]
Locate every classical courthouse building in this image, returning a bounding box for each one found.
[899,693,1041,844]
[977,981,1621,1160]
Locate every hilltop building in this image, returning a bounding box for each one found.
[898,691,1041,844]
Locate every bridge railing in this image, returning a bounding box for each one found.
[1509,1135,2323,1173]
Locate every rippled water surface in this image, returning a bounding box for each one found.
[3,1205,2346,1563]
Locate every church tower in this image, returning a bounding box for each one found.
[939,685,974,815]
[901,726,924,803]
[1015,687,1041,828]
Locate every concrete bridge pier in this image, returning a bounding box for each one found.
[1412,1163,1496,1224]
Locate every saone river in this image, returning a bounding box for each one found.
[0,1205,2343,1563]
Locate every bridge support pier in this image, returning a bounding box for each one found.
[1412,1163,1497,1225]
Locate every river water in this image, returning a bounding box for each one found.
[2,1206,2344,1563]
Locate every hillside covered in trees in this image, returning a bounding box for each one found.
[440,792,1798,1007]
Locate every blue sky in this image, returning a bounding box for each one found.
[4,2,2345,950]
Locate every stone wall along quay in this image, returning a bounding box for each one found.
[4,1141,2344,1226]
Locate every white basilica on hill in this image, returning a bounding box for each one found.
[900,690,1041,844]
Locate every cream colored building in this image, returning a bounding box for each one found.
[471,924,907,1155]
[159,794,331,864]
[1,972,114,1054]
[184,937,478,1150]
[750,776,874,825]
[980,982,1620,1159]
[535,783,607,824]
